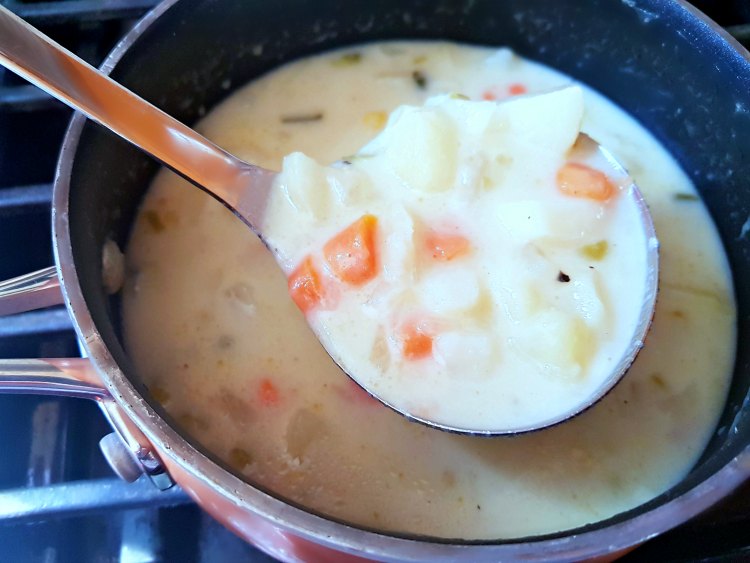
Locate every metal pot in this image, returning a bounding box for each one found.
[1,0,750,560]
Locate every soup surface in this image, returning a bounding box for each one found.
[122,42,736,539]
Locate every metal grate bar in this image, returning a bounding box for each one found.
[0,84,63,112]
[0,183,53,208]
[4,0,160,24]
[0,477,190,525]
[727,23,750,47]
[0,308,73,338]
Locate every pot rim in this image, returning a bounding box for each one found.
[51,0,750,559]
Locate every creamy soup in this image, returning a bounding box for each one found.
[266,86,654,432]
[122,42,735,539]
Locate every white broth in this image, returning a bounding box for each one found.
[122,42,735,539]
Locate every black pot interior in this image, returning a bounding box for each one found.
[65,0,750,541]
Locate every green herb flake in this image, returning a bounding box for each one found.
[340,153,374,164]
[150,385,170,403]
[449,92,470,100]
[332,52,362,67]
[144,210,165,233]
[228,447,253,469]
[673,192,699,201]
[412,70,428,89]
[280,112,324,124]
[649,373,668,390]
[580,240,609,261]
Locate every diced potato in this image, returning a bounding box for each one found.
[217,388,254,424]
[484,48,517,71]
[517,284,546,317]
[497,201,551,242]
[370,330,392,371]
[379,207,416,284]
[493,86,583,160]
[517,309,596,378]
[279,152,331,219]
[384,109,457,193]
[327,166,375,206]
[498,199,603,243]
[482,154,513,189]
[286,409,328,460]
[223,281,257,315]
[420,268,480,315]
[102,238,125,295]
[433,331,493,376]
[571,275,606,326]
[427,96,498,140]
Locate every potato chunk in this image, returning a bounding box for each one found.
[384,109,458,193]
[279,152,331,219]
[517,309,596,378]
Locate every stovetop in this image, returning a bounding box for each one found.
[0,1,748,561]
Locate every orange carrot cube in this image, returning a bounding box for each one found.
[323,215,379,285]
[258,378,280,406]
[401,324,434,360]
[425,231,471,261]
[288,255,325,314]
[556,163,615,202]
[508,83,527,96]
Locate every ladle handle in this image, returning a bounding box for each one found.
[0,4,269,227]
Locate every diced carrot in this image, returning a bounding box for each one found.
[425,231,471,261]
[323,215,379,285]
[556,163,615,202]
[481,90,497,101]
[258,378,280,406]
[508,83,527,96]
[401,324,434,360]
[288,255,325,314]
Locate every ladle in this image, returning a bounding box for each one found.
[0,5,659,436]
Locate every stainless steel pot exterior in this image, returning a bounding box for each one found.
[50,0,750,561]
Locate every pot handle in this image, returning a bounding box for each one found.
[0,359,174,490]
[0,270,174,488]
[0,266,65,315]
[0,270,175,488]
[0,357,107,399]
